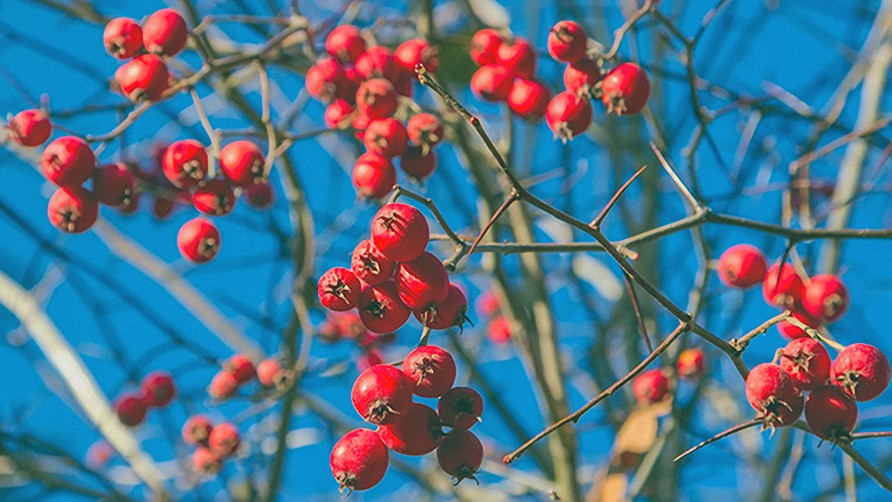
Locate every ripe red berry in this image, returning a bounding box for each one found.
[717,244,768,289]
[633,369,669,404]
[438,386,483,430]
[330,429,389,494]
[762,263,805,310]
[41,136,96,187]
[358,281,411,334]
[371,203,430,262]
[406,113,444,150]
[92,163,135,206]
[352,152,396,199]
[245,182,275,210]
[162,139,208,188]
[351,364,414,425]
[395,38,438,73]
[192,447,221,475]
[779,337,831,391]
[497,38,536,78]
[325,99,355,129]
[318,267,362,312]
[487,316,512,344]
[356,78,398,120]
[326,25,367,63]
[436,430,484,484]
[470,29,504,66]
[104,18,143,59]
[352,113,371,140]
[401,345,457,398]
[351,239,396,286]
[257,359,284,387]
[354,46,399,81]
[377,402,443,456]
[677,348,705,379]
[140,371,176,408]
[601,62,650,115]
[801,274,849,323]
[546,91,593,141]
[115,393,148,427]
[548,20,588,63]
[400,146,437,181]
[507,78,551,119]
[470,64,513,102]
[415,283,469,330]
[745,363,803,428]
[777,309,820,340]
[208,371,238,400]
[142,8,188,56]
[305,58,355,102]
[395,251,449,313]
[115,54,169,102]
[363,118,408,158]
[208,422,241,458]
[830,343,891,401]
[805,385,858,442]
[219,140,265,187]
[225,354,256,385]
[191,179,235,216]
[8,109,52,146]
[177,217,221,263]
[563,58,602,97]
[182,415,213,446]
[48,187,99,234]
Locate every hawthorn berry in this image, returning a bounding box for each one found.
[356,78,398,120]
[777,310,820,340]
[208,422,241,458]
[358,281,411,334]
[401,345,457,398]
[762,262,805,310]
[438,387,483,430]
[142,8,188,57]
[507,78,551,119]
[352,113,371,140]
[162,139,208,188]
[351,364,414,425]
[41,136,96,187]
[115,54,169,102]
[352,152,396,199]
[406,113,444,151]
[497,38,536,79]
[469,29,504,66]
[436,430,484,484]
[8,109,52,146]
[192,447,222,475]
[351,239,396,286]
[400,146,437,181]
[92,163,135,206]
[208,371,239,400]
[371,203,430,262]
[801,274,849,323]
[48,187,99,234]
[677,348,705,379]
[548,20,588,63]
[633,369,669,404]
[805,385,858,443]
[305,58,354,102]
[245,182,275,210]
[182,415,213,446]
[219,140,265,187]
[830,343,891,401]
[779,337,831,391]
[192,179,235,216]
[318,267,362,312]
[477,291,500,317]
[326,25,366,63]
[224,354,256,385]
[745,363,803,428]
[324,99,355,129]
[415,283,469,330]
[601,62,650,115]
[563,58,602,97]
[257,359,284,387]
[115,393,148,427]
[487,316,512,344]
[395,251,450,312]
[177,217,221,263]
[717,244,767,289]
[354,46,399,81]
[103,18,143,59]
[377,402,443,456]
[546,91,593,141]
[140,371,176,408]
[363,118,408,158]
[330,429,389,494]
[395,38,438,73]
[470,64,513,102]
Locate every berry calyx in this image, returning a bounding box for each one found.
[351,239,396,286]
[437,386,483,430]
[177,217,221,263]
[779,337,831,391]
[600,62,650,115]
[717,244,767,289]
[8,109,52,146]
[318,267,362,312]
[330,429,389,494]
[830,343,891,402]
[370,203,430,262]
[351,364,414,425]
[41,136,96,187]
[415,283,469,330]
[401,345,457,398]
[805,385,858,443]
[436,430,484,485]
[358,281,411,334]
[377,402,443,456]
[162,139,208,188]
[48,186,99,234]
[192,179,236,216]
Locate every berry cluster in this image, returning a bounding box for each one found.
[113,370,176,427]
[317,202,469,333]
[182,416,242,475]
[208,354,286,400]
[331,345,485,493]
[630,349,705,406]
[308,27,444,196]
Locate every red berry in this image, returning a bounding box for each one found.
[497,38,536,79]
[507,78,552,119]
[92,163,135,206]
[487,316,511,344]
[324,99,355,129]
[208,371,238,400]
[470,64,513,102]
[225,354,257,385]
[192,179,235,216]
[182,415,213,446]
[745,363,803,428]
[406,113,444,150]
[352,152,396,200]
[632,369,669,404]
[363,118,408,158]
[762,263,805,310]
[48,187,98,234]
[717,244,767,288]
[115,54,169,102]
[415,283,468,330]
[352,113,371,140]
[802,274,849,323]
[437,387,483,430]
[257,359,284,387]
[677,348,705,379]
[219,140,265,187]
[326,25,366,63]
[395,251,449,312]
[318,267,362,312]
[546,91,593,141]
[805,385,858,442]
[330,429,389,493]
[358,281,411,334]
[477,291,501,317]
[777,309,820,340]
[41,136,96,187]
[192,447,221,475]
[306,58,355,103]
[548,20,587,63]
[436,430,484,484]
[354,46,399,81]
[401,345,457,398]
[563,58,602,97]
[830,343,891,401]
[370,203,430,262]
[470,29,504,66]
[400,146,437,181]
[779,337,831,391]
[351,239,396,286]
[395,38,438,73]
[601,62,650,115]
[351,364,414,425]
[245,182,275,210]
[377,402,443,456]
[162,139,208,188]
[8,109,52,147]
[208,422,240,458]
[140,371,176,407]
[177,217,220,263]
[115,393,148,427]
[104,17,143,59]
[356,78,398,120]
[142,8,188,56]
